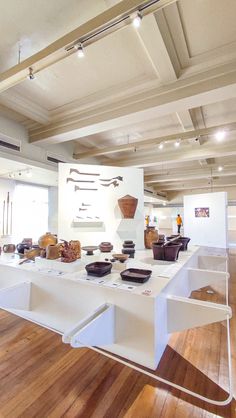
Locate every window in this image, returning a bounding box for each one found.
[13,184,49,243]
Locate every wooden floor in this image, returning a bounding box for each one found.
[0,251,235,418]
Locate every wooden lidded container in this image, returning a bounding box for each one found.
[118,195,138,219]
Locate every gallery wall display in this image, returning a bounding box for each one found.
[58,164,144,249]
[184,192,228,248]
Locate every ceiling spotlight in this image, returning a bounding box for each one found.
[158,143,164,150]
[162,202,166,206]
[218,166,223,172]
[174,140,180,147]
[132,12,142,28]
[76,43,84,58]
[27,67,35,80]
[215,130,226,141]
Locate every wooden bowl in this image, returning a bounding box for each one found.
[112,253,129,262]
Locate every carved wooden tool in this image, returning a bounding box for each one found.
[70,168,100,176]
[67,177,95,183]
[6,192,9,235]
[2,200,5,235]
[100,176,123,181]
[101,180,119,188]
[75,185,98,192]
[10,202,13,235]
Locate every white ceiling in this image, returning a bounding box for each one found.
[1,0,236,198]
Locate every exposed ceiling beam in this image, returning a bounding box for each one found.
[136,13,178,82]
[73,121,236,159]
[29,62,236,144]
[0,91,50,125]
[105,141,236,168]
[0,0,176,93]
[153,176,236,191]
[145,167,236,184]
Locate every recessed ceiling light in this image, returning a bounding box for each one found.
[158,143,164,150]
[132,12,142,28]
[218,166,223,172]
[215,130,226,141]
[174,140,180,147]
[162,202,166,206]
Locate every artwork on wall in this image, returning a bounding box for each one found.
[195,207,210,218]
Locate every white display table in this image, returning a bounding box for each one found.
[0,247,232,405]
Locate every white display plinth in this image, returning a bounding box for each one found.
[0,246,231,371]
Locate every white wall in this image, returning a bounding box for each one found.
[58,164,144,250]
[184,192,228,248]
[48,186,58,235]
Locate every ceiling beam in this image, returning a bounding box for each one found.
[29,61,236,144]
[154,176,236,191]
[145,167,236,184]
[105,141,236,168]
[73,121,236,159]
[136,13,178,82]
[0,91,50,125]
[0,0,176,94]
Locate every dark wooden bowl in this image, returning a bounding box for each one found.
[85,261,112,277]
[120,268,152,283]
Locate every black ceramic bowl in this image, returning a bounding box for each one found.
[85,261,112,277]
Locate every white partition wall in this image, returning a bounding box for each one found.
[184,192,228,248]
[58,164,144,249]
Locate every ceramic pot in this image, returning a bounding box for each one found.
[99,242,113,252]
[16,243,31,254]
[164,243,182,261]
[22,238,33,246]
[166,236,190,251]
[46,244,60,260]
[122,248,135,259]
[3,244,15,253]
[144,227,159,249]
[123,243,135,248]
[118,195,138,219]
[152,242,164,260]
[38,232,57,249]
[69,240,81,259]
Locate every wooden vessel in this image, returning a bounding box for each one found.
[144,227,159,249]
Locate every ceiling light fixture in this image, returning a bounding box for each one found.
[218,166,223,172]
[174,140,180,148]
[132,11,142,28]
[215,130,226,141]
[158,143,164,150]
[76,43,84,58]
[27,67,36,80]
